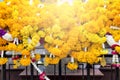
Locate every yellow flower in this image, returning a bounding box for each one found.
[16,44,23,52]
[45,36,54,44]
[1,0,120,66]
[78,34,87,42]
[44,55,51,66]
[35,54,41,61]
[115,46,120,53]
[51,24,61,33]
[84,21,100,33]
[98,29,106,37]
[113,15,120,26]
[22,36,29,48]
[0,46,7,51]
[44,55,60,65]
[21,49,30,56]
[20,58,31,66]
[38,31,45,37]
[53,39,63,46]
[70,51,79,59]
[0,58,8,65]
[13,60,20,69]
[67,62,78,70]
[11,31,19,38]
[50,57,60,64]
[71,44,82,51]
[76,51,86,63]
[7,43,17,51]
[100,56,106,67]
[13,60,17,64]
[26,34,40,50]
[0,38,7,45]
[49,47,62,57]
[13,65,18,69]
[100,49,108,55]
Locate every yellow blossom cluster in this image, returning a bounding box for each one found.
[0,38,7,46]
[67,62,78,70]
[35,54,41,61]
[44,55,60,66]
[115,46,120,53]
[20,57,31,66]
[0,0,120,69]
[105,0,120,42]
[105,0,120,27]
[13,59,20,69]
[0,57,8,65]
[42,0,108,65]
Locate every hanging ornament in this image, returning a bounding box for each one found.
[106,32,120,67]
[0,29,13,41]
[100,55,106,67]
[0,50,8,65]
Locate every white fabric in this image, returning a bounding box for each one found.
[106,35,120,46]
[2,33,13,41]
[110,26,120,30]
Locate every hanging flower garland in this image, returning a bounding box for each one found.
[0,50,8,65]
[104,0,120,66]
[0,0,120,78]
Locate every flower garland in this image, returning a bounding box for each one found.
[20,57,31,66]
[67,62,78,70]
[67,57,78,70]
[44,55,60,66]
[0,57,8,65]
[0,0,120,75]
[35,54,41,61]
[0,51,8,65]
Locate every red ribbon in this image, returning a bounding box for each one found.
[112,50,118,54]
[106,32,112,35]
[31,58,36,62]
[112,64,120,67]
[39,72,46,80]
[111,44,119,50]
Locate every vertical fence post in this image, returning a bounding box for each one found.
[26,66,28,80]
[1,51,6,80]
[82,64,84,80]
[115,67,119,80]
[1,64,6,80]
[86,63,91,80]
[111,65,113,80]
[93,64,95,80]
[58,60,62,80]
[54,65,56,80]
[30,64,34,80]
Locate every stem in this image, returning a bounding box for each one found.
[71,57,74,63]
[6,1,11,5]
[16,38,19,45]
[1,50,4,57]
[84,47,87,52]
[110,26,120,30]
[13,38,16,44]
[102,43,105,49]
[12,51,15,57]
[50,54,52,58]
[50,34,52,37]
[56,45,58,48]
[31,51,35,58]
[24,55,27,58]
